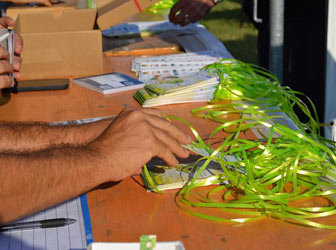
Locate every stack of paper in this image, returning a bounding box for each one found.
[133,70,218,107]
[73,72,144,95]
[102,20,198,37]
[131,50,231,83]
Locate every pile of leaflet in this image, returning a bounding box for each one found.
[131,50,232,83]
[129,28,233,106]
[133,70,219,107]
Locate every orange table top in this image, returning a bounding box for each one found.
[1,56,336,250]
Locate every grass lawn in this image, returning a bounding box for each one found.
[200,0,258,64]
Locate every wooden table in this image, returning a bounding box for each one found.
[1,56,336,250]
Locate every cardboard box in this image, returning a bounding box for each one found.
[12,0,161,79]
[6,0,79,21]
[14,8,103,79]
[95,0,161,30]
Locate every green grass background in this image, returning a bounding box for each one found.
[200,0,258,64]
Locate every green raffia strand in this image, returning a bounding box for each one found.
[142,164,162,194]
[146,0,178,14]
[142,59,336,229]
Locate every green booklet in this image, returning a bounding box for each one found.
[133,70,218,107]
[144,70,217,95]
[134,87,215,107]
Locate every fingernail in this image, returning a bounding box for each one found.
[184,148,189,155]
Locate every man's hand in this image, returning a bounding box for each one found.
[0,47,13,89]
[169,0,215,26]
[92,107,192,182]
[0,17,23,89]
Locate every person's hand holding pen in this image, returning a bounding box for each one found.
[169,0,216,26]
[0,17,23,90]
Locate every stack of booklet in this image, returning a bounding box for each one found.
[73,72,144,95]
[133,70,218,107]
[131,50,232,83]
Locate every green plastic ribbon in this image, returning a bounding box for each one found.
[142,59,336,229]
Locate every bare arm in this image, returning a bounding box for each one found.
[0,118,113,153]
[0,145,107,224]
[0,107,191,224]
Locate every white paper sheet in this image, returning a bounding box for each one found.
[0,197,87,250]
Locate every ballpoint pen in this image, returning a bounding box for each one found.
[0,218,76,232]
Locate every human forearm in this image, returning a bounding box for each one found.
[0,144,108,224]
[0,118,113,153]
[0,107,192,224]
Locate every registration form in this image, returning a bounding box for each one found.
[0,195,92,250]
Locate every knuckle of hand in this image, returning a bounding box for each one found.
[145,134,156,146]
[0,60,9,72]
[128,108,144,122]
[137,120,152,133]
[14,57,22,64]
[0,47,7,57]
[140,130,157,150]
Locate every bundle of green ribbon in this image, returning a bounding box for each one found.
[144,59,336,229]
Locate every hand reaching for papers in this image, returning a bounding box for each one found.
[92,107,192,181]
[0,17,23,89]
[169,0,215,26]
[0,107,191,223]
